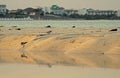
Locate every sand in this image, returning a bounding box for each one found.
[0,26,120,68]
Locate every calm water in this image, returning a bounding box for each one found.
[0,20,120,27]
[0,64,120,78]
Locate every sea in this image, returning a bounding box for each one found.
[0,20,120,27]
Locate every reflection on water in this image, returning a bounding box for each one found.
[0,63,120,78]
[70,53,120,68]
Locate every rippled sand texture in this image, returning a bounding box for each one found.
[0,26,120,68]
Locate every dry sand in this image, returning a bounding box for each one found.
[0,26,120,68]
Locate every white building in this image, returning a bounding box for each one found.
[78,8,117,16]
[64,9,78,15]
[86,9,117,16]
[78,8,87,15]
[8,10,17,14]
[0,5,7,15]
[43,7,51,14]
[29,12,36,15]
[117,10,120,17]
[51,5,65,15]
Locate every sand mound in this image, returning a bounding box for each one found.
[0,27,120,68]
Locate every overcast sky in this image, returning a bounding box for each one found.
[0,0,120,10]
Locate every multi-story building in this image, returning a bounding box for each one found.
[78,8,117,16]
[51,5,65,15]
[87,9,117,16]
[117,10,120,17]
[43,7,51,14]
[64,9,78,15]
[0,5,7,15]
[78,8,87,15]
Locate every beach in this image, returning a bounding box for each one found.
[0,0,120,77]
[0,26,120,78]
[0,26,120,68]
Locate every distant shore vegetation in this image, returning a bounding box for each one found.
[0,5,120,20]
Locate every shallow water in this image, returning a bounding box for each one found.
[0,20,120,27]
[0,63,120,78]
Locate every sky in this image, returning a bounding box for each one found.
[0,0,120,10]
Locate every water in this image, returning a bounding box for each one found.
[0,20,120,27]
[0,64,120,78]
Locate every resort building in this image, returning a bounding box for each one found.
[78,8,87,15]
[51,5,65,15]
[0,5,7,15]
[86,9,117,16]
[43,7,51,14]
[78,8,117,16]
[64,9,78,15]
[117,10,120,17]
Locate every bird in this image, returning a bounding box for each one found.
[21,42,28,46]
[110,28,118,31]
[46,25,51,28]
[72,26,76,28]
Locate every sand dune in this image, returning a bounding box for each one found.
[0,26,120,68]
